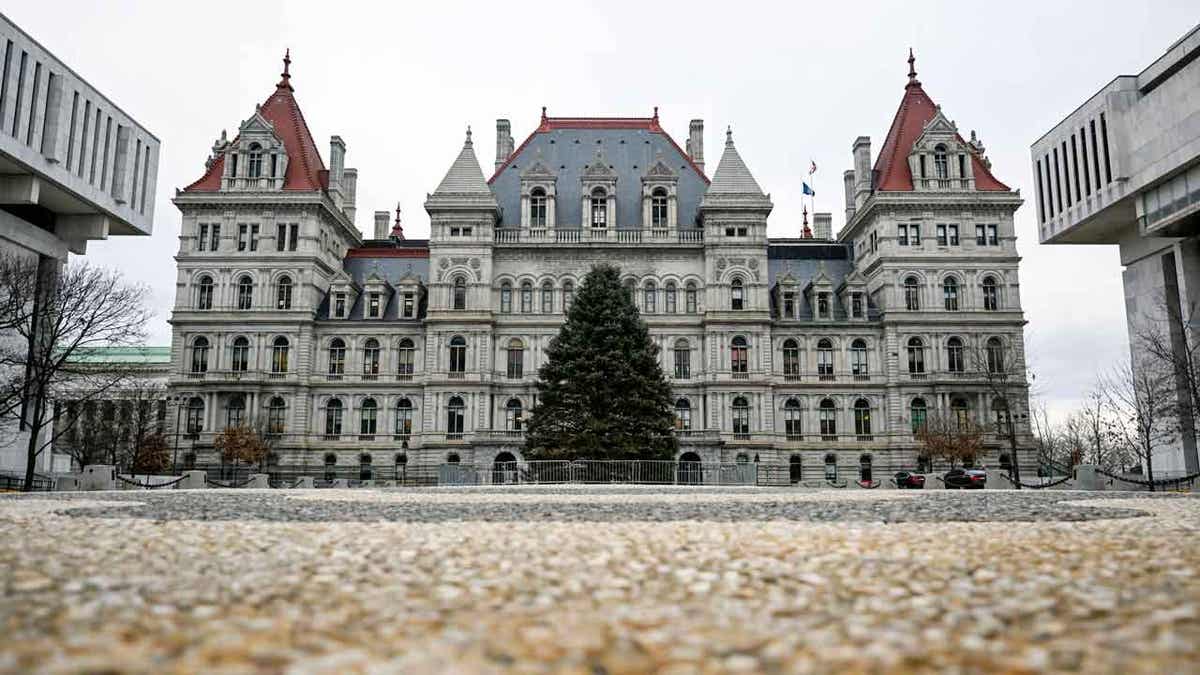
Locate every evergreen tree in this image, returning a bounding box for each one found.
[525,264,677,460]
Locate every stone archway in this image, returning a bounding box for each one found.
[492,451,518,484]
[678,451,702,485]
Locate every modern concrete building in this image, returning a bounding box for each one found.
[168,53,1033,482]
[1033,23,1200,475]
[0,12,159,474]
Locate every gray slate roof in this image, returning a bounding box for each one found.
[433,130,494,196]
[706,129,766,196]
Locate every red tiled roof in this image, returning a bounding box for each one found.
[345,247,428,259]
[488,111,710,184]
[873,80,1009,192]
[182,65,328,193]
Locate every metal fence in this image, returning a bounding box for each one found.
[0,471,55,492]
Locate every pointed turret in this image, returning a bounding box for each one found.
[431,127,496,197]
[700,127,773,216]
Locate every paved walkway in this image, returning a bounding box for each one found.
[1,488,1197,673]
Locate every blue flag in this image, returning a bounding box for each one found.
[802,182,815,196]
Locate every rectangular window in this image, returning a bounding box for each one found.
[674,348,690,379]
[276,224,287,251]
[238,223,248,251]
[403,293,414,318]
[817,293,829,318]
[66,91,78,170]
[1070,134,1081,202]
[334,293,346,318]
[507,349,523,379]
[249,224,259,251]
[1090,119,1102,188]
[210,224,221,251]
[936,224,947,246]
[976,224,986,246]
[1100,112,1113,184]
[1035,159,1047,223]
[783,292,795,318]
[1052,147,1063,213]
[289,224,299,251]
[1079,127,1091,195]
[897,224,908,246]
[948,224,959,246]
[987,224,998,246]
[368,293,380,318]
[851,293,864,318]
[910,224,920,246]
[198,223,208,251]
[1061,141,1072,207]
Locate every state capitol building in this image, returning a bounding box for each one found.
[168,51,1032,482]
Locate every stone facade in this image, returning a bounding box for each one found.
[167,54,1033,481]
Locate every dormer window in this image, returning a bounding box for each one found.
[530,188,547,228]
[783,291,795,318]
[334,292,347,318]
[248,143,264,178]
[816,292,830,318]
[933,144,948,180]
[651,188,669,228]
[591,188,608,228]
[368,292,381,318]
[851,292,864,318]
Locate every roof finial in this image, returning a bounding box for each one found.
[725,125,733,146]
[541,106,548,122]
[653,106,659,122]
[465,125,473,146]
[391,202,404,240]
[907,47,919,86]
[277,48,293,90]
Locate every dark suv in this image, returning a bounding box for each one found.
[943,468,987,489]
[893,471,926,489]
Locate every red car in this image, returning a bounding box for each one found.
[894,471,926,489]
[944,468,987,489]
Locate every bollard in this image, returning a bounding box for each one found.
[331,478,349,488]
[179,470,207,489]
[1075,465,1099,491]
[293,477,314,489]
[80,465,116,491]
[246,473,271,489]
[54,475,81,492]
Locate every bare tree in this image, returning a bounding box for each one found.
[967,334,1031,486]
[1030,400,1069,474]
[915,410,985,470]
[61,377,169,473]
[1100,361,1176,490]
[1131,292,1200,471]
[0,252,152,490]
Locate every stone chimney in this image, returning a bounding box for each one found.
[495,119,514,171]
[843,169,857,223]
[852,136,872,210]
[813,212,833,240]
[686,119,705,173]
[373,211,390,240]
[328,135,346,206]
[342,168,358,225]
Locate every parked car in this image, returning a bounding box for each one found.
[943,468,987,489]
[894,471,926,489]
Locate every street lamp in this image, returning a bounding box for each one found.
[171,394,184,473]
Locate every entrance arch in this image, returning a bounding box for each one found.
[493,451,518,484]
[789,455,803,484]
[678,451,702,485]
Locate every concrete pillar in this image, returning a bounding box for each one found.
[331,478,349,488]
[80,465,116,491]
[54,475,80,491]
[294,477,314,489]
[179,471,207,489]
[246,473,270,489]
[1075,465,1100,491]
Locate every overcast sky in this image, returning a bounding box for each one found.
[8,1,1199,421]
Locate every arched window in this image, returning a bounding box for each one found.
[736,453,750,464]
[236,275,254,310]
[520,281,533,313]
[271,336,289,373]
[359,453,373,481]
[824,453,838,481]
[784,398,802,439]
[230,336,250,372]
[859,453,873,482]
[651,187,669,228]
[817,338,834,377]
[191,337,210,373]
[644,281,657,313]
[933,143,948,180]
[362,338,380,376]
[819,398,837,437]
[325,399,344,436]
[730,336,749,375]
[225,394,245,428]
[731,396,750,435]
[907,337,925,374]
[505,398,523,433]
[266,397,286,435]
[951,397,970,430]
[850,339,869,377]
[904,276,920,310]
[447,453,461,464]
[982,276,999,311]
[673,338,691,379]
[449,336,467,374]
[360,398,378,436]
[943,278,959,311]
[530,187,547,228]
[276,275,292,310]
[196,275,214,310]
[731,278,745,310]
[447,396,465,437]
[453,276,467,310]
[506,338,524,379]
[910,398,928,432]
[590,187,608,227]
[247,142,263,178]
[665,282,677,313]
[328,338,346,375]
[541,281,554,313]
[782,338,800,378]
[185,397,204,434]
[853,399,871,436]
[993,397,1010,435]
[789,455,803,483]
[563,280,575,312]
[675,398,692,431]
[987,337,1005,373]
[500,282,513,314]
[397,338,415,378]
[946,337,965,373]
[685,282,698,313]
[395,398,414,437]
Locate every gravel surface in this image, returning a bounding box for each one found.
[1,488,1198,674]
